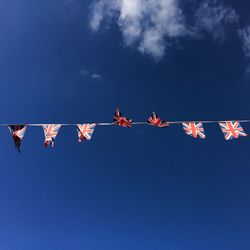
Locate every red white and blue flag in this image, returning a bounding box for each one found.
[182,122,206,139]
[219,121,247,140]
[9,125,27,152]
[76,124,96,142]
[113,109,132,128]
[147,112,169,128]
[43,124,61,147]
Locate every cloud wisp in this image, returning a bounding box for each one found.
[194,0,238,43]
[239,26,250,71]
[80,69,103,82]
[89,0,239,60]
[91,73,102,81]
[239,26,250,58]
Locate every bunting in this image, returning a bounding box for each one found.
[43,124,61,147]
[76,124,96,142]
[219,121,247,140]
[147,112,169,128]
[4,110,250,152]
[8,125,27,152]
[182,122,206,139]
[113,109,132,128]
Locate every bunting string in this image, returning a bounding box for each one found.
[2,109,250,152]
[2,120,250,126]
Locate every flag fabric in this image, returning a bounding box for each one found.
[9,125,27,152]
[182,122,206,139]
[76,124,96,142]
[4,118,250,152]
[219,121,247,140]
[43,124,61,147]
[147,112,169,128]
[113,108,132,128]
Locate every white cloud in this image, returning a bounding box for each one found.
[89,0,239,60]
[239,26,250,59]
[90,0,188,60]
[89,0,120,31]
[90,1,108,31]
[80,69,103,81]
[91,73,102,81]
[194,0,238,42]
[239,26,250,72]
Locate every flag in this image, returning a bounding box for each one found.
[43,124,61,147]
[219,121,247,140]
[147,112,169,128]
[76,124,96,142]
[9,125,27,152]
[113,108,132,128]
[182,122,206,139]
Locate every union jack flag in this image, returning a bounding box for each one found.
[113,108,132,128]
[76,124,96,142]
[147,112,169,128]
[182,122,206,139]
[219,121,247,140]
[9,125,27,152]
[43,124,61,147]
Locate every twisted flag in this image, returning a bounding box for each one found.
[43,124,61,147]
[76,124,96,142]
[219,121,247,140]
[147,112,169,128]
[182,122,206,139]
[9,125,27,152]
[113,109,132,128]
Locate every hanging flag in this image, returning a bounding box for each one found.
[147,112,169,128]
[219,121,247,140]
[9,125,27,152]
[76,124,96,142]
[182,122,206,139]
[113,108,132,128]
[43,124,61,147]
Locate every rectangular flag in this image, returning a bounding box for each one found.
[43,124,61,147]
[76,124,96,142]
[182,122,206,139]
[219,121,247,140]
[9,125,27,152]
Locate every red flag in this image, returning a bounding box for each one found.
[182,122,206,139]
[43,125,61,147]
[219,121,247,140]
[76,124,96,142]
[9,125,27,152]
[113,109,132,128]
[147,112,169,128]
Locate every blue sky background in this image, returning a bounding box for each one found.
[0,0,250,249]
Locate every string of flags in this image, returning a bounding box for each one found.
[4,109,250,152]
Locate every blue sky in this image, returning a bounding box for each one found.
[0,0,250,249]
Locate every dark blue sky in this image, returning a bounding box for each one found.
[0,0,250,249]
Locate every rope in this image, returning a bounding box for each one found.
[1,119,250,126]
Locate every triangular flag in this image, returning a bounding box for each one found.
[182,122,206,139]
[43,124,61,147]
[147,112,169,128]
[76,124,96,142]
[9,125,27,152]
[219,121,247,140]
[113,108,132,128]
